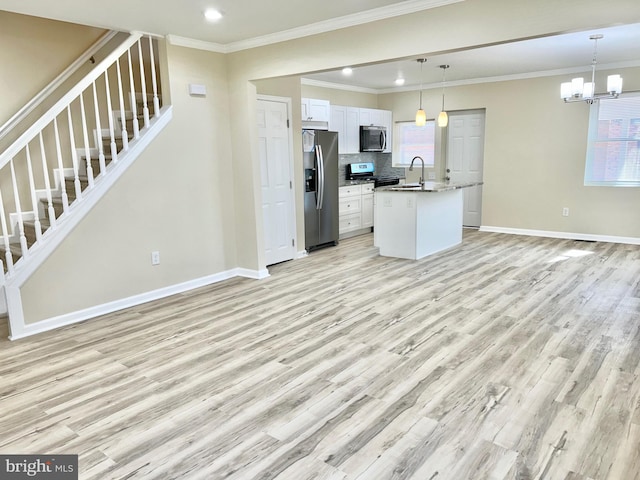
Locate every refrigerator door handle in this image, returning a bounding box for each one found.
[317,145,325,210]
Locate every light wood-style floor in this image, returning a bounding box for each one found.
[1,230,639,480]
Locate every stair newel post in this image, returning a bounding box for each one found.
[92,82,106,176]
[10,159,30,257]
[79,92,95,188]
[127,49,140,140]
[38,132,57,228]
[53,118,69,215]
[137,39,150,129]
[103,70,118,164]
[67,106,83,201]
[148,36,160,117]
[0,189,15,274]
[115,58,129,151]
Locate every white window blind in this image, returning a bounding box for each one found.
[585,94,640,186]
[392,120,435,167]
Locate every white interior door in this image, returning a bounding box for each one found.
[446,110,486,227]
[257,98,296,266]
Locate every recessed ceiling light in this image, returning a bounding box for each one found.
[204,8,223,21]
[395,78,405,86]
[342,67,353,76]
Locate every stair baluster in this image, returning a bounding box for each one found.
[127,49,140,140]
[24,145,43,244]
[53,118,69,215]
[10,159,29,257]
[67,106,83,201]
[38,132,57,227]
[79,93,95,188]
[149,36,160,117]
[0,189,15,273]
[92,82,106,176]
[116,58,129,151]
[137,40,150,129]
[104,71,118,164]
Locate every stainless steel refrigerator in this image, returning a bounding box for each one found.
[303,129,339,251]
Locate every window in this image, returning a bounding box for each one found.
[585,93,640,186]
[392,120,435,167]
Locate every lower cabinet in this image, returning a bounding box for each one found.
[339,184,375,237]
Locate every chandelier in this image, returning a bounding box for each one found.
[561,34,623,103]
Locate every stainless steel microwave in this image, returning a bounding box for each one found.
[360,125,387,152]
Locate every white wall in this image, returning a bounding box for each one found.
[379,67,640,237]
[225,0,640,271]
[21,43,238,324]
[0,11,105,126]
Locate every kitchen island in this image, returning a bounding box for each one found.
[374,181,482,260]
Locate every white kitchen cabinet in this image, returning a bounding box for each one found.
[362,183,374,228]
[330,105,360,154]
[301,98,330,122]
[382,109,393,153]
[339,184,375,237]
[360,107,385,127]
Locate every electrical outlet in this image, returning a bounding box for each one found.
[562,207,569,217]
[151,251,160,265]
[428,171,436,180]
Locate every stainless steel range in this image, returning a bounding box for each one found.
[346,162,400,187]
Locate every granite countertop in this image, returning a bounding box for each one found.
[375,181,483,192]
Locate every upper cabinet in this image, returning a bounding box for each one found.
[301,98,330,122]
[330,105,360,154]
[331,105,393,154]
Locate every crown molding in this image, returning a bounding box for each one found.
[167,34,227,53]
[166,0,463,54]
[301,78,381,95]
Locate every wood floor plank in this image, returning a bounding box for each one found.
[1,231,640,479]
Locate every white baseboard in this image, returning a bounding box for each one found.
[8,266,269,340]
[296,250,308,259]
[479,225,640,245]
[236,267,270,280]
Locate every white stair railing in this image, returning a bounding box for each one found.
[0,32,164,275]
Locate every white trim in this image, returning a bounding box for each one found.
[236,268,270,280]
[7,267,268,340]
[167,0,463,54]
[167,35,227,53]
[296,250,309,259]
[301,78,380,95]
[479,225,640,245]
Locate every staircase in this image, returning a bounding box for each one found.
[0,32,173,339]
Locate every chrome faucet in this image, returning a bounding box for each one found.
[409,156,425,186]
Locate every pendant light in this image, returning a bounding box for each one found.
[415,58,427,126]
[438,64,450,127]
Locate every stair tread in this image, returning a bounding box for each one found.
[23,218,51,229]
[0,243,24,256]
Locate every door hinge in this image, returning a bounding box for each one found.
[289,180,292,189]
[292,239,295,247]
[287,119,290,128]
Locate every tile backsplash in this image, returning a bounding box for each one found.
[338,153,405,185]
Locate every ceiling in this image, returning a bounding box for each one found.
[0,0,461,50]
[303,23,640,93]
[0,0,638,92]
